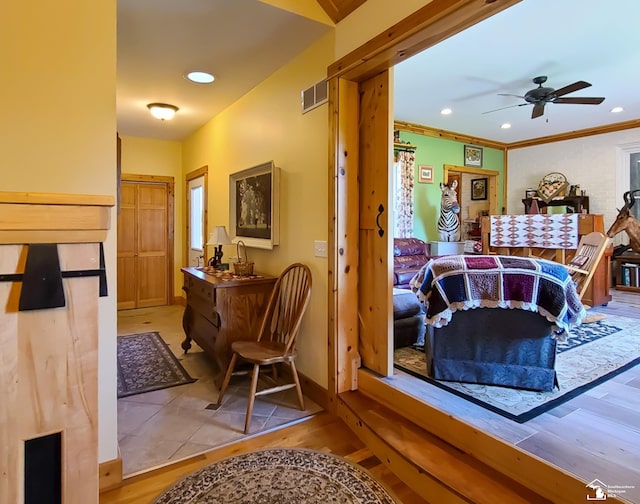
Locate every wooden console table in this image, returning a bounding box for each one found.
[181,267,276,384]
[522,196,589,214]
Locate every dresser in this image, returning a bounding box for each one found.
[181,267,276,384]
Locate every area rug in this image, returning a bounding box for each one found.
[394,314,640,422]
[152,448,397,504]
[117,332,196,398]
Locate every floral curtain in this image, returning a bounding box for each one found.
[394,150,415,238]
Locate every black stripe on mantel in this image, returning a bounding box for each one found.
[0,243,108,311]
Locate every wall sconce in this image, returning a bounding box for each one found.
[206,226,231,268]
[147,103,179,121]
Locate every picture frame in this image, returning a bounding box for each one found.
[471,177,488,201]
[464,145,483,167]
[418,164,434,183]
[229,161,280,250]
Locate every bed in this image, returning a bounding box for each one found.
[413,254,586,391]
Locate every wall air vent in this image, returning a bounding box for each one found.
[301,79,328,114]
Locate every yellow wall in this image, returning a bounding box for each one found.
[182,31,334,387]
[120,136,184,297]
[2,1,118,462]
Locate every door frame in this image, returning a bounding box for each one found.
[120,173,175,305]
[328,0,521,396]
[185,166,209,267]
[443,164,501,217]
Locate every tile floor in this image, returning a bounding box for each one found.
[117,305,322,476]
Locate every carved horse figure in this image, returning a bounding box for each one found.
[438,180,461,242]
[606,189,640,255]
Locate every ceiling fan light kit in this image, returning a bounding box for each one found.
[487,75,605,119]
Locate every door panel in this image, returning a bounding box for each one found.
[358,70,393,377]
[117,179,170,309]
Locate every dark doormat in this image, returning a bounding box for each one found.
[117,332,196,398]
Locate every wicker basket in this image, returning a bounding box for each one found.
[232,240,254,276]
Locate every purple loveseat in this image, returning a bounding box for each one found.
[393,238,431,290]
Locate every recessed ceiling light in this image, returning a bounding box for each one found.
[441,108,452,115]
[501,123,511,129]
[611,106,624,113]
[186,71,215,84]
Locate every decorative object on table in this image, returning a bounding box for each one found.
[232,240,254,276]
[206,225,231,268]
[117,332,195,398]
[463,144,483,167]
[437,180,461,242]
[470,177,488,201]
[394,314,639,422]
[527,198,540,214]
[417,164,433,183]
[152,448,396,504]
[525,188,537,199]
[606,189,640,254]
[229,160,280,249]
[536,172,569,203]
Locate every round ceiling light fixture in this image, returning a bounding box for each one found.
[441,107,452,115]
[147,103,179,121]
[186,71,215,84]
[501,123,512,129]
[611,106,624,113]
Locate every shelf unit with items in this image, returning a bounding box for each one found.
[614,252,640,292]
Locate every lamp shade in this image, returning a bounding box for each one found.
[206,226,231,246]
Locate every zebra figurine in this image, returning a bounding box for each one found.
[438,180,461,242]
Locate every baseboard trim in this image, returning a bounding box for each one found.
[174,295,186,306]
[99,455,123,493]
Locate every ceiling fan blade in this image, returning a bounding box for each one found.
[531,101,545,119]
[482,103,529,114]
[553,80,591,97]
[553,97,605,105]
[497,93,526,99]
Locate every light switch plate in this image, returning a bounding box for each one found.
[314,240,328,258]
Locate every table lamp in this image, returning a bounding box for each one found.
[206,226,231,268]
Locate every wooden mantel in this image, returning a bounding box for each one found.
[0,191,114,504]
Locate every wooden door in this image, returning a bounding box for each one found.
[117,177,172,309]
[358,70,393,377]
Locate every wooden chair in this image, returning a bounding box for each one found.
[215,263,312,433]
[565,231,611,300]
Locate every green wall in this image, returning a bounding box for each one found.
[399,131,505,242]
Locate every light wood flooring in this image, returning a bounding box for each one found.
[388,288,640,504]
[100,413,429,504]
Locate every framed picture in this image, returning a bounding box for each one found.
[464,145,483,167]
[471,177,488,201]
[418,164,434,183]
[229,161,280,249]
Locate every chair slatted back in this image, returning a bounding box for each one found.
[566,232,610,299]
[257,263,312,353]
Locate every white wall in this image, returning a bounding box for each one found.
[507,128,640,238]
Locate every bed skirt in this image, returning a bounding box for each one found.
[426,308,558,391]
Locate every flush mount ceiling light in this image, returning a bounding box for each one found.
[441,107,452,115]
[611,106,624,113]
[501,123,512,129]
[147,103,179,121]
[186,71,215,84]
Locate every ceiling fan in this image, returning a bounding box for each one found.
[483,76,605,119]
